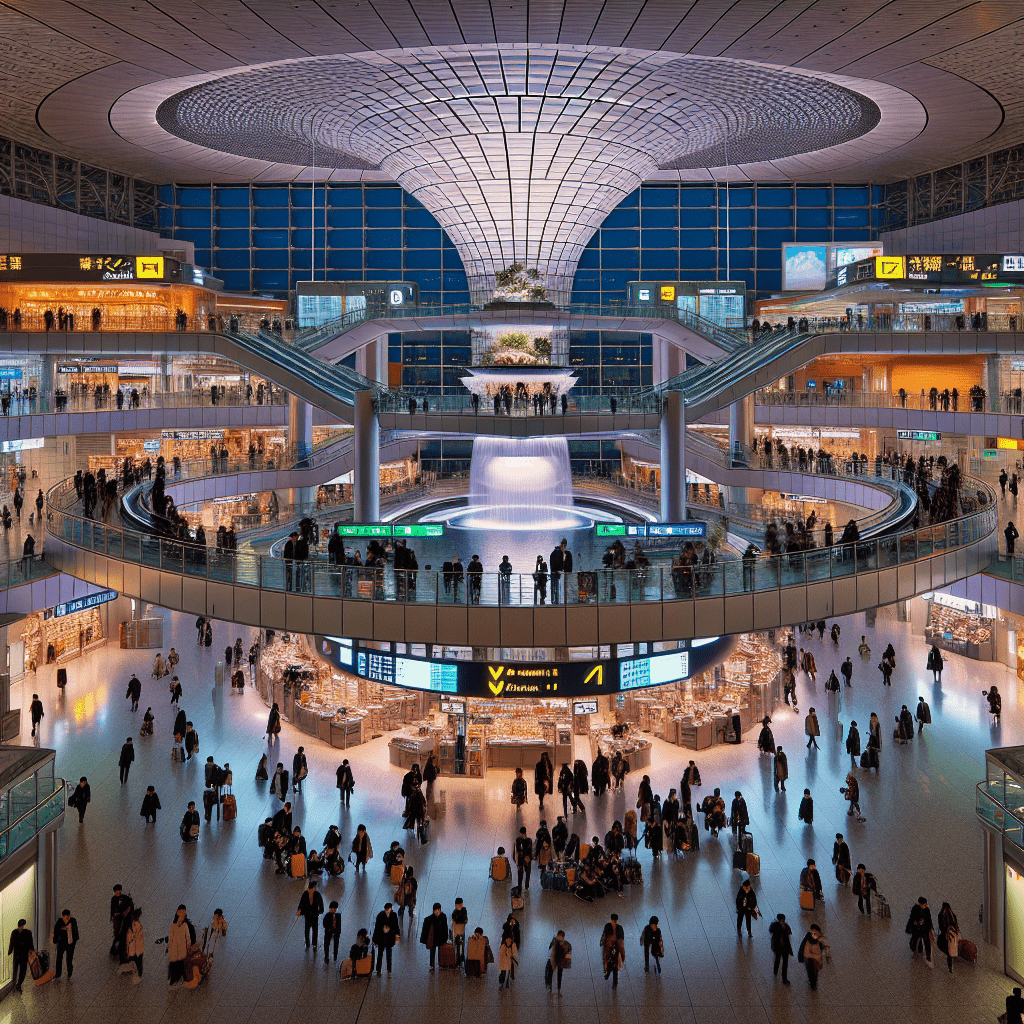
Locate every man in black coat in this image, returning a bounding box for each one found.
[736,879,758,937]
[284,531,298,591]
[297,882,325,950]
[126,674,141,712]
[323,901,342,963]
[769,914,793,984]
[906,897,935,965]
[535,753,553,810]
[29,694,44,736]
[109,885,133,958]
[372,903,401,975]
[68,777,90,823]
[419,903,449,969]
[799,859,823,899]
[549,541,565,604]
[272,802,293,872]
[7,919,33,991]
[52,909,79,979]
[118,737,134,785]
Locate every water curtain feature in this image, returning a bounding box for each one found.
[456,436,588,530]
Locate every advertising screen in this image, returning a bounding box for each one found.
[782,243,828,291]
[619,650,690,691]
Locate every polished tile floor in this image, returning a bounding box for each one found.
[4,603,1020,1024]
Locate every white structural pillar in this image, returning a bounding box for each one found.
[287,395,317,506]
[728,394,755,507]
[354,390,380,523]
[660,390,686,522]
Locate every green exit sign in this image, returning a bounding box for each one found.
[393,524,444,538]
[337,524,391,538]
[596,524,626,536]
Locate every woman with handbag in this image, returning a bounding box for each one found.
[266,702,282,741]
[546,931,571,991]
[796,924,830,989]
[395,866,417,920]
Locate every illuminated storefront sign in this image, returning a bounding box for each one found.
[597,522,706,539]
[337,523,443,539]
[57,364,118,374]
[0,437,43,453]
[0,254,180,283]
[897,430,941,441]
[875,256,906,279]
[44,589,117,620]
[0,368,22,380]
[161,429,224,440]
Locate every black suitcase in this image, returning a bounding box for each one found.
[860,750,870,769]
[740,834,754,854]
[733,849,747,870]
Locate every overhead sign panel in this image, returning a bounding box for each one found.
[875,256,906,279]
[597,522,706,539]
[897,430,941,441]
[337,523,444,539]
[0,253,181,283]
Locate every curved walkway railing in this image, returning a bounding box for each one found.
[46,471,997,608]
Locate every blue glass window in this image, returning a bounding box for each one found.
[215,208,249,228]
[178,208,211,228]
[214,230,248,249]
[758,208,793,228]
[254,208,289,228]
[253,230,288,248]
[252,188,289,208]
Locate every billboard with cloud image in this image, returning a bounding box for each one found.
[782,243,828,292]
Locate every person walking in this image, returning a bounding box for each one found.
[125,673,141,712]
[297,881,324,951]
[1007,520,1019,556]
[7,918,33,992]
[798,788,814,825]
[906,897,935,967]
[841,656,853,689]
[497,933,518,988]
[773,746,788,792]
[845,720,861,769]
[420,903,449,971]
[800,859,823,900]
[769,914,793,985]
[535,751,554,810]
[935,902,960,973]
[68,776,90,822]
[395,865,417,920]
[916,696,932,734]
[601,914,625,987]
[729,790,749,838]
[927,644,944,683]
[736,879,758,937]
[27,693,44,738]
[797,924,830,990]
[805,708,820,750]
[640,917,663,973]
[546,930,571,992]
[852,864,876,914]
[832,833,852,885]
[323,901,341,963]
[451,898,468,967]
[351,824,371,872]
[52,908,79,980]
[118,737,134,785]
[336,759,355,806]
[266,701,281,740]
[372,903,400,975]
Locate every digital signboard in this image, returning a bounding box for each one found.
[597,522,706,539]
[897,430,941,441]
[0,254,180,283]
[338,523,444,539]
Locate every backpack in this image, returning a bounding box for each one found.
[490,855,509,881]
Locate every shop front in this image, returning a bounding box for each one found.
[919,591,995,661]
[18,590,117,673]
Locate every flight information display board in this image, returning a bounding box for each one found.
[618,650,690,691]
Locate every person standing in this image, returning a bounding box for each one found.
[1007,520,1019,556]
[420,903,449,970]
[7,918,33,992]
[906,896,935,967]
[805,708,820,750]
[126,673,142,712]
[840,657,853,689]
[927,644,944,684]
[549,540,565,604]
[773,746,788,793]
[797,924,830,990]
[845,721,861,769]
[292,746,307,794]
[514,826,533,890]
[372,903,400,975]
[336,759,355,806]
[798,789,814,825]
[118,737,135,785]
[68,776,90,823]
[601,913,625,987]
[270,762,289,801]
[852,864,876,914]
[52,908,79,980]
[351,824,371,872]
[769,914,793,984]
[297,881,324,951]
[832,833,852,885]
[167,906,193,986]
[546,930,571,992]
[451,898,468,967]
[730,791,749,838]
[1007,987,1024,1024]
[535,751,553,810]
[125,909,144,983]
[29,694,44,737]
[736,879,758,938]
[140,786,161,824]
[916,696,932,734]
[800,859,823,900]
[323,901,341,963]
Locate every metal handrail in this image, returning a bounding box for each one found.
[46,469,998,608]
[753,388,1017,415]
[0,778,65,861]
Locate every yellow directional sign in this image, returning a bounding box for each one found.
[584,665,603,687]
[875,256,905,279]
[488,665,505,696]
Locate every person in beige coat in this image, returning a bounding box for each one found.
[167,905,194,986]
[125,909,144,983]
[805,708,820,750]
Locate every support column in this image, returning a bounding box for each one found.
[727,395,754,507]
[288,394,313,460]
[354,390,380,523]
[376,336,389,387]
[660,390,686,522]
[39,357,53,398]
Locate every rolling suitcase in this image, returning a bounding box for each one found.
[733,849,747,871]
[290,853,306,877]
[221,794,237,821]
[391,864,405,884]
[438,943,457,968]
[799,889,815,910]
[860,750,870,769]
[355,952,373,976]
[874,893,891,918]
[746,852,760,876]
[740,834,754,854]
[341,958,353,979]
[511,885,524,910]
[958,938,978,963]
